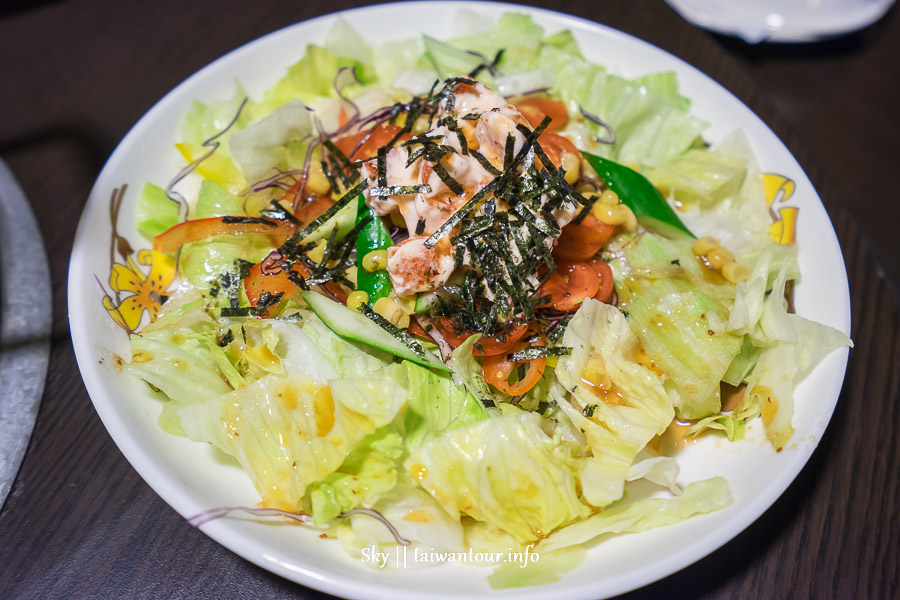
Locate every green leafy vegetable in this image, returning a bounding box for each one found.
[582,151,694,238]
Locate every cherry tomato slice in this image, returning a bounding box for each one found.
[334,124,408,161]
[537,132,579,170]
[153,217,295,254]
[553,213,615,261]
[244,259,308,307]
[515,97,569,133]
[539,261,600,312]
[292,196,334,225]
[482,333,546,395]
[435,317,528,356]
[588,259,615,304]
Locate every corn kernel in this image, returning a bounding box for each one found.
[362,249,388,272]
[394,294,416,315]
[346,290,369,312]
[600,189,619,205]
[623,209,638,232]
[722,261,750,283]
[373,296,408,328]
[593,203,631,226]
[345,266,358,287]
[307,240,328,263]
[561,152,581,184]
[692,236,720,256]
[577,184,598,196]
[706,247,734,269]
[306,161,331,197]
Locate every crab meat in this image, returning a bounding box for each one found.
[386,237,454,296]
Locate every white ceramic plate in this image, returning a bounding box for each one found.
[665,0,896,43]
[68,2,852,599]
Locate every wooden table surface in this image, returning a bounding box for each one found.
[1,1,897,598]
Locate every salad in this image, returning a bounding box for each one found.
[115,12,852,588]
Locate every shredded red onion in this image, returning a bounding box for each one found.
[514,87,552,98]
[416,315,452,362]
[291,132,322,213]
[188,506,313,528]
[416,315,464,387]
[545,318,564,336]
[167,97,249,222]
[187,505,410,546]
[388,224,410,244]
[259,251,286,275]
[248,167,304,195]
[333,65,361,125]
[340,508,411,546]
[579,106,616,144]
[358,105,399,129]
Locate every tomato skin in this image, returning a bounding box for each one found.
[516,97,569,133]
[435,317,528,356]
[539,261,600,312]
[292,196,334,226]
[537,132,579,170]
[243,197,338,308]
[244,260,307,307]
[153,217,295,254]
[588,259,615,304]
[553,213,615,262]
[334,124,408,161]
[482,332,546,395]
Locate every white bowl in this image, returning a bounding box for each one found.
[68,2,852,599]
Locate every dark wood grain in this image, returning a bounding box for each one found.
[1,1,897,599]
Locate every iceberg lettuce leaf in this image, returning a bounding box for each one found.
[406,410,589,544]
[337,485,465,569]
[179,81,249,156]
[536,477,732,554]
[301,315,395,379]
[309,428,405,524]
[192,179,244,219]
[178,372,406,511]
[402,360,487,452]
[554,299,675,506]
[136,183,179,241]
[124,321,232,404]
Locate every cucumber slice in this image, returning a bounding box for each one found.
[423,35,483,79]
[301,291,451,372]
[412,290,454,315]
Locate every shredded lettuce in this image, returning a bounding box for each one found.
[401,360,487,452]
[124,326,233,404]
[615,233,742,419]
[192,179,244,219]
[555,299,675,507]
[536,476,732,554]
[229,99,313,182]
[136,183,179,241]
[309,428,405,524]
[405,410,589,544]
[739,279,852,448]
[179,81,249,155]
[178,371,406,511]
[338,485,465,569]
